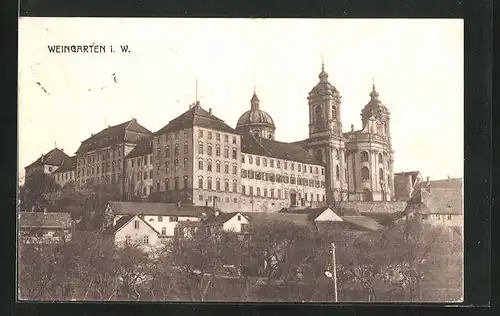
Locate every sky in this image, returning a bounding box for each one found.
[18,18,463,182]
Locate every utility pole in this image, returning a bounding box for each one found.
[332,242,338,302]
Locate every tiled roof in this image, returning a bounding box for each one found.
[125,137,153,159]
[53,156,76,173]
[361,211,408,226]
[239,212,317,232]
[75,119,152,154]
[341,216,384,231]
[107,201,215,217]
[155,104,236,136]
[18,212,72,229]
[240,134,323,166]
[203,212,241,226]
[420,188,463,215]
[428,178,463,189]
[104,214,160,236]
[278,206,333,221]
[337,201,408,214]
[25,148,71,169]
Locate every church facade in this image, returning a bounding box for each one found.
[240,63,395,205]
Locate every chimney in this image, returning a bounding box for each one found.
[209,108,212,115]
[447,175,451,181]
[351,124,354,132]
[426,176,430,186]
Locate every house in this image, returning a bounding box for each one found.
[103,214,161,249]
[278,206,343,222]
[52,156,76,187]
[104,201,215,238]
[202,211,251,234]
[18,211,73,244]
[24,147,71,178]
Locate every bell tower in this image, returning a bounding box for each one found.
[304,61,348,204]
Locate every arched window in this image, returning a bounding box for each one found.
[361,167,370,181]
[198,142,203,155]
[332,106,337,120]
[379,168,384,184]
[336,165,340,180]
[378,153,383,164]
[360,151,369,162]
[315,105,323,122]
[363,189,372,201]
[335,148,339,160]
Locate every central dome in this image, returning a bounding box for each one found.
[235,91,276,139]
[236,109,275,127]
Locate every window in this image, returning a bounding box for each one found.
[170,216,178,222]
[237,215,241,221]
[241,185,246,194]
[184,176,188,188]
[165,145,170,158]
[208,143,213,155]
[224,134,229,142]
[198,142,204,155]
[379,169,384,184]
[165,161,170,173]
[284,161,287,169]
[277,161,281,168]
[232,180,237,192]
[232,164,237,175]
[270,159,274,168]
[134,220,140,229]
[310,166,313,173]
[336,166,340,180]
[158,216,163,222]
[378,153,383,164]
[248,170,254,179]
[263,158,267,167]
[216,179,221,190]
[335,149,339,160]
[249,186,253,196]
[322,168,325,175]
[216,145,221,156]
[291,163,294,171]
[175,144,179,156]
[131,159,134,167]
[216,133,220,141]
[277,189,281,199]
[332,106,337,120]
[232,148,237,159]
[143,236,149,244]
[264,188,268,197]
[270,189,274,198]
[216,161,221,172]
[249,156,253,164]
[198,129,203,138]
[256,187,261,196]
[208,131,212,139]
[198,159,203,170]
[232,136,237,144]
[174,177,179,189]
[224,147,229,158]
[161,227,166,235]
[447,215,452,220]
[184,157,188,169]
[362,167,370,181]
[198,177,203,189]
[224,163,229,173]
[224,180,229,192]
[256,157,260,166]
[316,167,319,174]
[241,155,245,163]
[199,195,204,201]
[361,151,369,162]
[207,159,213,171]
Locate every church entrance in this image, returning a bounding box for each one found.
[289,189,297,206]
[363,189,372,201]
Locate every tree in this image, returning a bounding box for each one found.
[19,169,60,209]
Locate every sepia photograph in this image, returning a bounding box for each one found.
[17,18,464,302]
